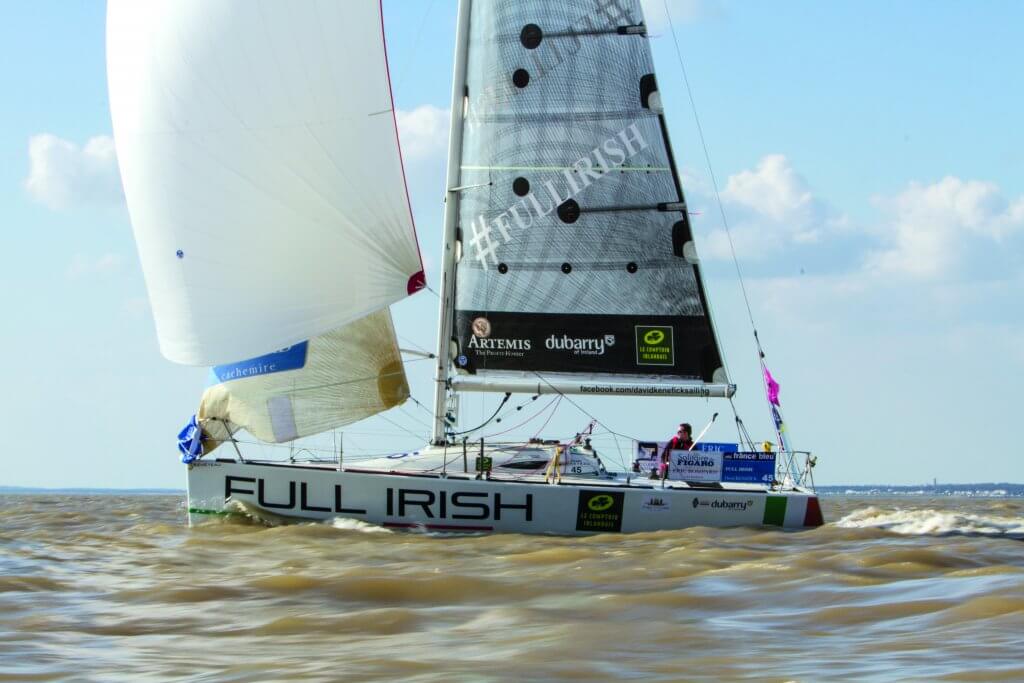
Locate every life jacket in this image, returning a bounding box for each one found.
[659,436,694,476]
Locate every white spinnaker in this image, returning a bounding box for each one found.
[199,309,409,451]
[107,0,423,366]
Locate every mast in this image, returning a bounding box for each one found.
[432,0,473,445]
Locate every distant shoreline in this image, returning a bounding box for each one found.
[1,486,185,496]
[817,483,1024,497]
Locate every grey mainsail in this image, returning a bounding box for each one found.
[444,0,726,389]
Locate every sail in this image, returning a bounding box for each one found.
[198,309,408,452]
[448,0,727,389]
[107,0,424,366]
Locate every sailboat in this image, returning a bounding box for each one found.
[107,0,823,534]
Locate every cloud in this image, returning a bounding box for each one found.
[688,157,1023,289]
[641,0,725,32]
[690,154,847,262]
[24,134,123,210]
[67,253,122,280]
[866,176,1024,279]
[395,105,449,164]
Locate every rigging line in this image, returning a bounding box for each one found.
[406,394,435,417]
[531,396,563,439]
[393,0,438,92]
[599,426,629,473]
[397,404,433,431]
[376,413,428,441]
[450,393,512,437]
[484,396,560,439]
[489,394,542,427]
[661,0,758,337]
[530,372,646,443]
[398,334,433,355]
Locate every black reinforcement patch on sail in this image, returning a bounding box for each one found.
[454,310,720,381]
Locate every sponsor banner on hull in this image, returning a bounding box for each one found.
[453,311,722,381]
[634,441,738,481]
[670,451,722,482]
[576,490,625,532]
[722,452,777,484]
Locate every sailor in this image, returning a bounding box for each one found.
[654,423,694,478]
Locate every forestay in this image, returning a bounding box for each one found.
[198,309,408,453]
[107,0,423,366]
[448,0,727,390]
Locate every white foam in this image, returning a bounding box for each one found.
[836,506,1024,538]
[326,517,393,534]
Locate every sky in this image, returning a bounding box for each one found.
[2,0,1022,488]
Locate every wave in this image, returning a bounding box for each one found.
[327,518,393,534]
[836,506,1024,538]
[222,500,394,535]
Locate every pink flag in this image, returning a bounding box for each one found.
[764,367,781,406]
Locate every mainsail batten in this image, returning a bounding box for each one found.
[436,0,727,404]
[108,0,424,366]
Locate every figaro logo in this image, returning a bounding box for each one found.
[674,454,718,468]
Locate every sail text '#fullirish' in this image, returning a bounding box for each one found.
[467,123,649,268]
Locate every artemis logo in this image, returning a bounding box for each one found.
[545,334,615,356]
[467,336,532,351]
[471,317,492,338]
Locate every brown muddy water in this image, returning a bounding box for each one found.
[1,494,1022,682]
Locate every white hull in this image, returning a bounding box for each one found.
[186,456,824,535]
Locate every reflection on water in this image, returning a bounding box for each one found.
[0,494,1022,682]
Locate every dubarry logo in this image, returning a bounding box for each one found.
[635,326,674,366]
[545,334,615,356]
[693,498,754,512]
